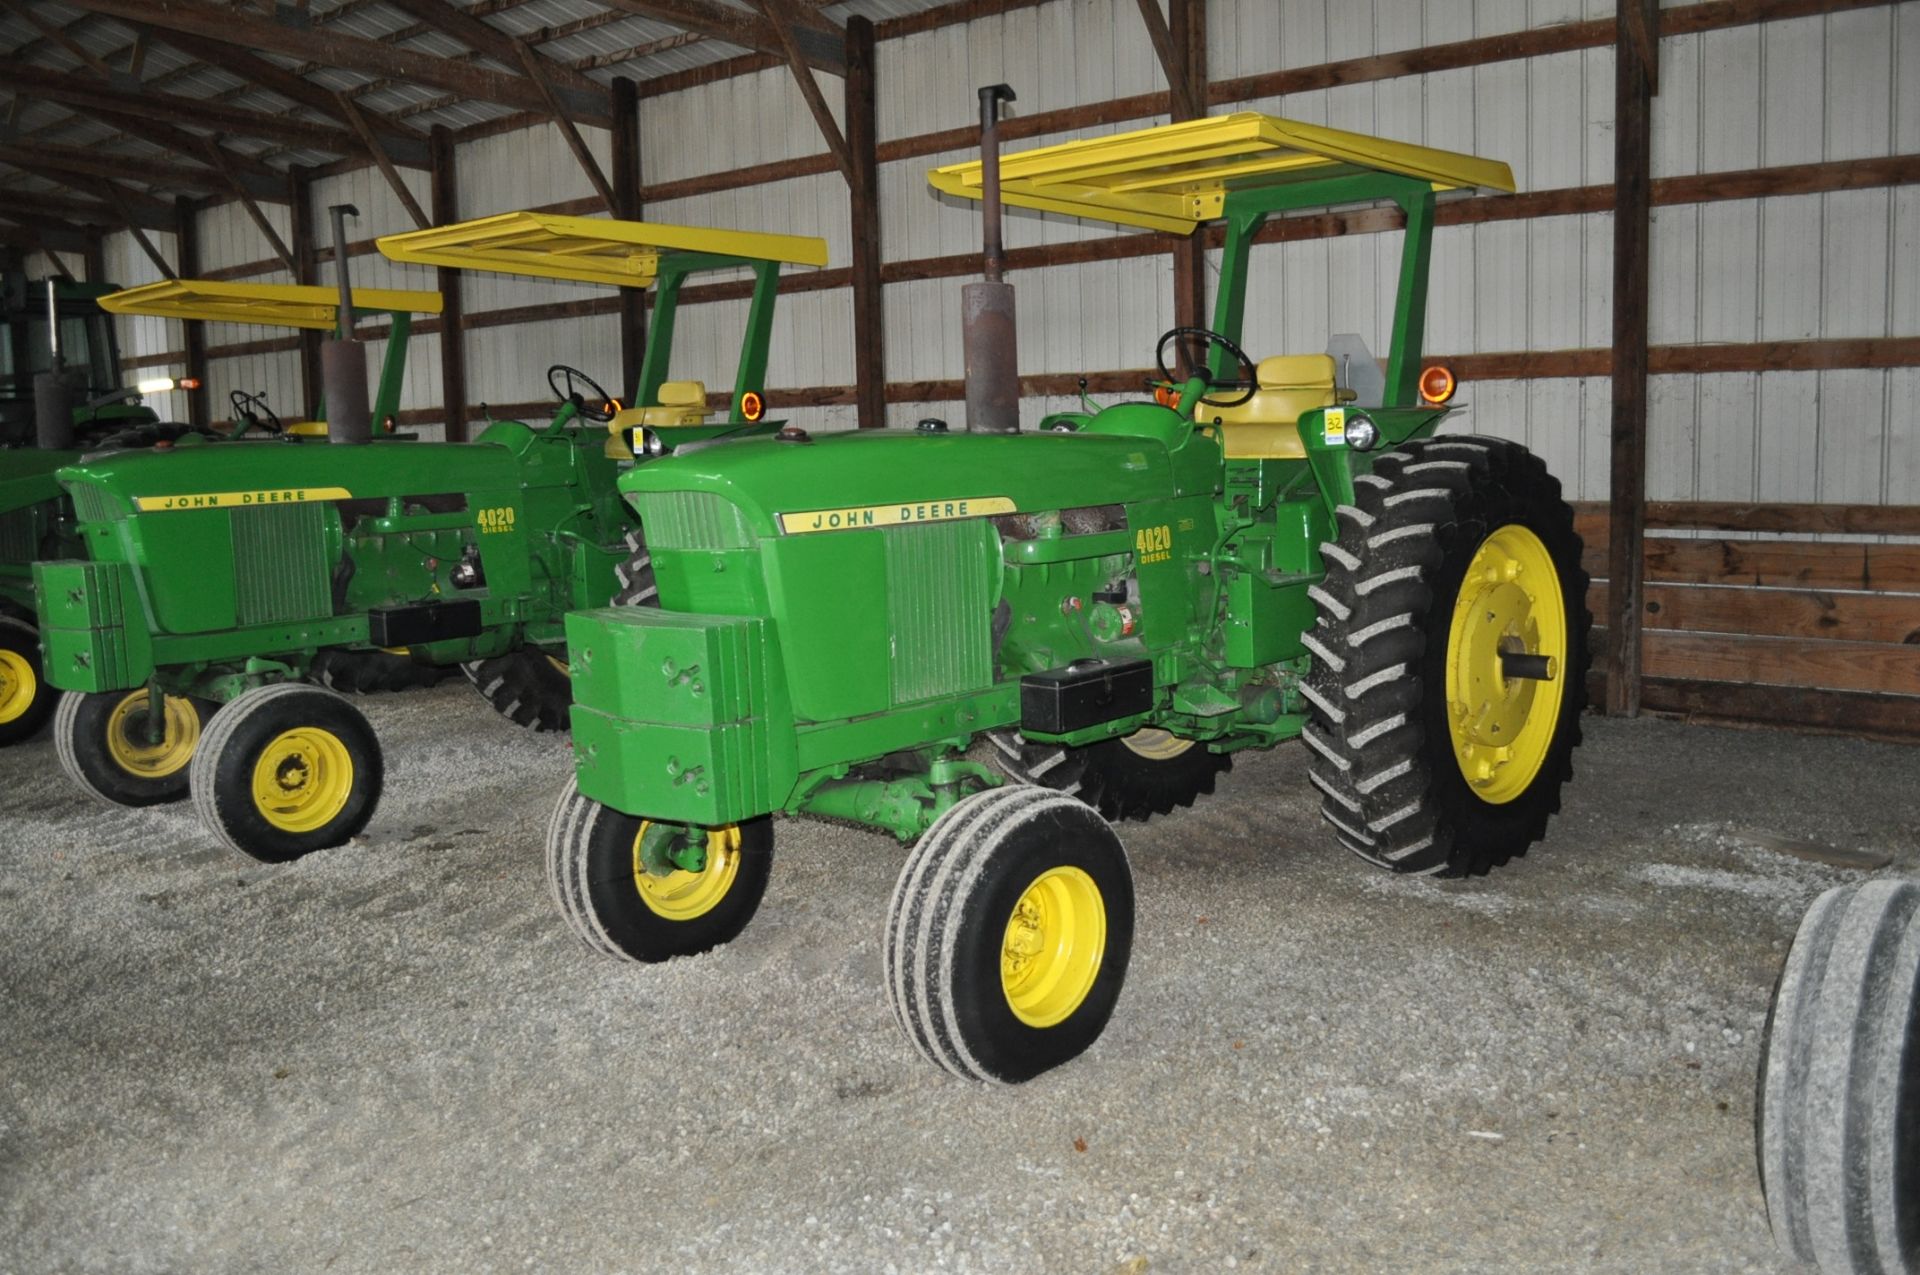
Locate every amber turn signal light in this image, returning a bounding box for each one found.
[1419,365,1456,405]
[740,390,765,421]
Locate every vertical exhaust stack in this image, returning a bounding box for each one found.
[320,203,373,445]
[963,84,1019,434]
[34,279,76,450]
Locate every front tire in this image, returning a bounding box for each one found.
[1301,437,1590,877]
[0,617,55,747]
[983,727,1229,822]
[189,683,382,862]
[1758,880,1919,1275]
[53,688,210,805]
[884,785,1133,1083]
[546,778,772,963]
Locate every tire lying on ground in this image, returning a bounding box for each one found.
[546,777,773,963]
[1758,879,1919,1275]
[189,683,382,862]
[1300,435,1591,877]
[0,616,56,748]
[885,784,1133,1084]
[53,687,211,805]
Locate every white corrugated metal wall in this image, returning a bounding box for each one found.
[91,0,1919,508]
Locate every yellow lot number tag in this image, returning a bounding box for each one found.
[1136,524,1172,565]
[779,496,1015,534]
[134,486,351,512]
[1323,408,1348,444]
[476,506,517,534]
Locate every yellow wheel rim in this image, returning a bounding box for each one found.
[1444,524,1567,805]
[250,727,355,833]
[546,654,571,678]
[1001,866,1106,1029]
[0,649,34,725]
[1119,727,1193,761]
[631,822,742,921]
[104,690,201,779]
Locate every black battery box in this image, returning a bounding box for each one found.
[366,599,484,646]
[1019,658,1154,736]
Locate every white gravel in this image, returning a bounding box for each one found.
[2,689,1916,1274]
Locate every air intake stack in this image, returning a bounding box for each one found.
[321,203,372,444]
[962,84,1019,434]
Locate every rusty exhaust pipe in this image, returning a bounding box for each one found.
[963,83,1019,434]
[320,202,372,444]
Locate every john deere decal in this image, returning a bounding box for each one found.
[779,496,1016,534]
[134,486,353,512]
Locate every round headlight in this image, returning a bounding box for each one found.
[1345,412,1380,452]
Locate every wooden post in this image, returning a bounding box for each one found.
[1168,0,1207,332]
[1606,0,1658,716]
[429,124,467,442]
[83,232,104,285]
[845,15,885,429]
[173,195,209,430]
[610,75,645,403]
[289,167,323,421]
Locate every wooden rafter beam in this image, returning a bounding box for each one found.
[54,0,613,127]
[196,135,296,272]
[1131,0,1200,120]
[333,91,429,230]
[82,178,177,278]
[512,41,615,212]
[0,218,86,263]
[0,0,116,78]
[381,0,609,122]
[0,183,173,232]
[0,140,262,197]
[755,0,852,180]
[128,24,431,166]
[597,0,845,74]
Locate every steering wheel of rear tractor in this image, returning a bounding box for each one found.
[1155,326,1258,409]
[228,388,284,435]
[547,364,617,423]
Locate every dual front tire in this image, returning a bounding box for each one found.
[0,617,56,748]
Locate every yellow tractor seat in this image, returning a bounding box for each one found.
[1202,354,1339,460]
[286,420,329,437]
[606,380,711,458]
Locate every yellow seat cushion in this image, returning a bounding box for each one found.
[606,380,711,458]
[1203,354,1337,460]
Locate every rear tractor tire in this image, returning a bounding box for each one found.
[189,683,382,862]
[53,687,211,806]
[1758,880,1919,1275]
[1300,436,1590,877]
[310,648,454,694]
[0,617,55,748]
[984,727,1229,823]
[884,785,1134,1083]
[545,778,773,963]
[461,647,573,732]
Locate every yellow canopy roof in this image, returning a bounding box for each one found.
[927,112,1517,234]
[376,211,830,288]
[98,279,443,329]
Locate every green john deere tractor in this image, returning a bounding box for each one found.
[548,113,1592,1083]
[34,211,825,863]
[0,273,188,748]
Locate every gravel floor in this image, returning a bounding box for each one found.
[2,687,1916,1275]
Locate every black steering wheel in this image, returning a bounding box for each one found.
[547,364,617,423]
[1155,326,1258,409]
[229,388,284,435]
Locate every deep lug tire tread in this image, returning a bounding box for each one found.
[310,648,455,694]
[1301,436,1590,877]
[1758,880,1920,1275]
[611,526,658,608]
[983,729,1230,823]
[189,682,382,862]
[460,647,573,732]
[0,616,56,747]
[883,785,1133,1084]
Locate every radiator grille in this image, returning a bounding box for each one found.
[635,492,757,552]
[70,484,116,523]
[0,507,37,561]
[886,520,992,705]
[231,502,331,626]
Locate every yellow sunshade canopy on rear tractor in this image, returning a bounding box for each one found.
[376,211,830,288]
[928,112,1517,234]
[99,279,443,330]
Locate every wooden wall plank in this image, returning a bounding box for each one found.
[1589,581,1920,645]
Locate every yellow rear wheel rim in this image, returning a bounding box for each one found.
[1444,524,1567,804]
[1001,865,1106,1029]
[104,690,201,779]
[631,822,742,921]
[250,727,355,833]
[546,654,571,678]
[0,649,34,725]
[1119,727,1193,761]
